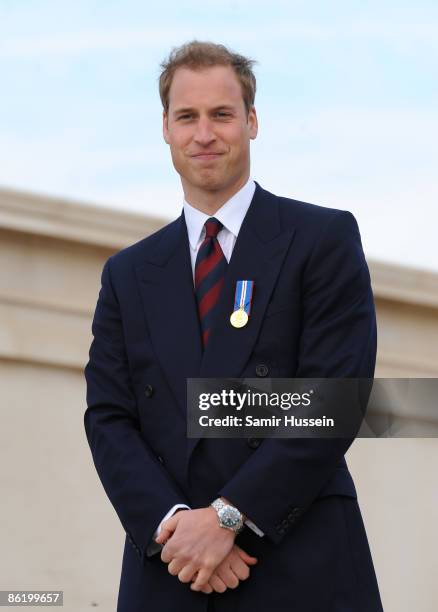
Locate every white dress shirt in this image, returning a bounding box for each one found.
[184,176,256,279]
[151,177,264,552]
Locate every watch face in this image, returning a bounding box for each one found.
[218,506,240,528]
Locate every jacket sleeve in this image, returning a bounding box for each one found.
[84,256,189,564]
[218,210,377,544]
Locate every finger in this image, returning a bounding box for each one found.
[178,564,198,584]
[229,557,251,581]
[160,541,175,564]
[155,527,173,544]
[206,574,227,594]
[162,513,180,531]
[192,571,213,594]
[191,568,214,591]
[216,565,239,589]
[167,558,185,577]
[234,545,258,564]
[191,571,212,594]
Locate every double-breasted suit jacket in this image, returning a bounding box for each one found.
[84,181,383,611]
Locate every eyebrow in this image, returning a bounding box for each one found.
[172,105,236,117]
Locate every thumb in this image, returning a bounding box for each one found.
[154,514,180,543]
[234,544,258,564]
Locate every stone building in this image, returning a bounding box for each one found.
[1,187,437,611]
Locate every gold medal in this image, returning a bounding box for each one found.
[230,308,249,328]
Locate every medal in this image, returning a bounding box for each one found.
[230,280,254,328]
[230,308,248,328]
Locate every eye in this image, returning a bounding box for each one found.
[215,111,231,117]
[178,114,193,120]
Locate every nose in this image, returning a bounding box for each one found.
[193,116,216,146]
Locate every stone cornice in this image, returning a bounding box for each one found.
[0,186,167,249]
[370,261,438,311]
[1,186,437,310]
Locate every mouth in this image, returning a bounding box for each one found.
[190,153,223,161]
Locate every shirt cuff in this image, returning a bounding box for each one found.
[244,518,265,537]
[153,503,191,539]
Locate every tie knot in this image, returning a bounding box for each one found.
[204,217,223,239]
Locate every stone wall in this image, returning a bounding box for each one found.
[1,187,437,611]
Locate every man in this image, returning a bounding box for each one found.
[84,41,384,611]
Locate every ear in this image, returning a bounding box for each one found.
[248,105,258,140]
[162,110,170,144]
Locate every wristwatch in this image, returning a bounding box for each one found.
[211,498,244,534]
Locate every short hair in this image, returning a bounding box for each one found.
[159,40,257,116]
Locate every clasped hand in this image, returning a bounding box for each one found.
[155,506,257,593]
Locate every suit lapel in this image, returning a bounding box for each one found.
[135,215,202,421]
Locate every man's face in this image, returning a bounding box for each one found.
[163,65,258,196]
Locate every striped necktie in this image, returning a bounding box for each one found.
[195,217,228,348]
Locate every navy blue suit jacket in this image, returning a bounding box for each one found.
[84,182,383,611]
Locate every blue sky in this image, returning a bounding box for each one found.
[1,1,437,271]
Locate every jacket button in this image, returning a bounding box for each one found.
[157,455,164,464]
[145,384,154,398]
[255,364,269,377]
[247,437,261,449]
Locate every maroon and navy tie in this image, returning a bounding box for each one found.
[195,217,228,348]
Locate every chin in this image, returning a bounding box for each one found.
[191,171,225,192]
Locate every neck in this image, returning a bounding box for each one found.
[183,173,250,215]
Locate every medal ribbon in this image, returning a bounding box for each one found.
[233,280,254,316]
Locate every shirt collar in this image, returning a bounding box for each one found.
[183,177,256,250]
